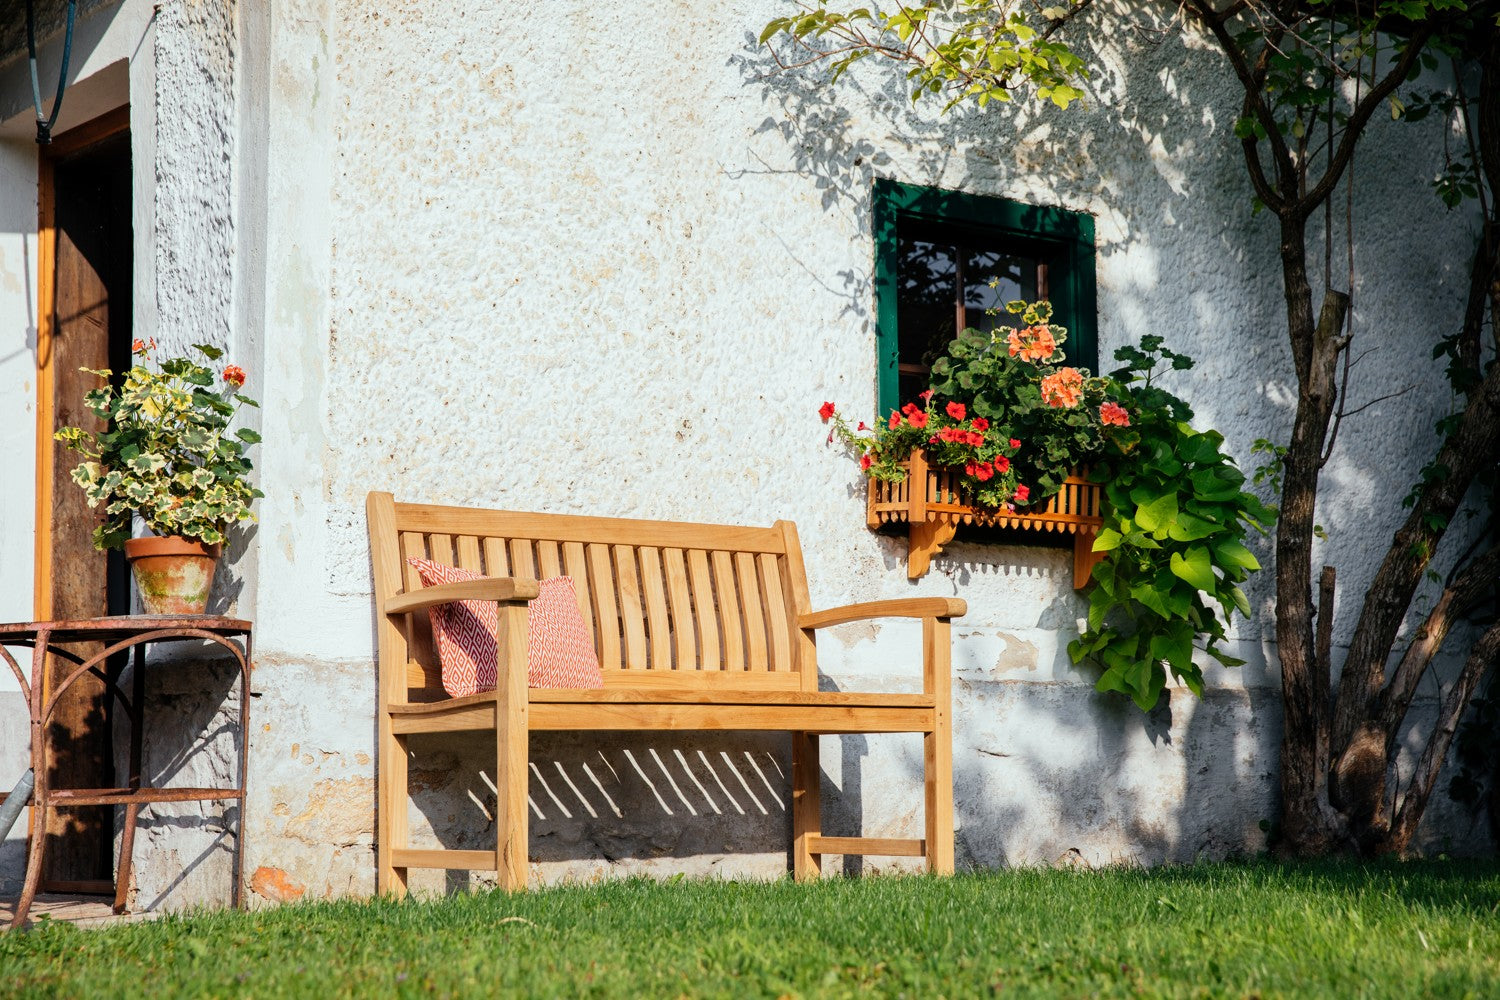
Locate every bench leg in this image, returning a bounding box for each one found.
[495,603,530,892]
[924,618,955,875]
[791,731,822,881]
[378,727,410,897]
[494,714,528,892]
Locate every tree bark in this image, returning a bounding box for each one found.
[1381,621,1500,855]
[1275,284,1349,854]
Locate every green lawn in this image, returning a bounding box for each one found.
[2,859,1499,998]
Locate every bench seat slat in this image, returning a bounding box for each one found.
[389,689,932,711]
[530,703,934,733]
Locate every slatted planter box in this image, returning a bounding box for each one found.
[866,448,1105,586]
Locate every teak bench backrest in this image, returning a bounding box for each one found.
[368,493,818,702]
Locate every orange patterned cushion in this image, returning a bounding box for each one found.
[406,559,603,695]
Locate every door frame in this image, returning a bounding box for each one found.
[33,105,131,621]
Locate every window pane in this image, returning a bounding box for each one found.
[896,237,958,404]
[961,248,1040,333]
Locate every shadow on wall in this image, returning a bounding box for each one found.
[404,731,796,888]
[118,654,244,910]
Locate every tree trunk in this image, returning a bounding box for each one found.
[1274,221,1350,853]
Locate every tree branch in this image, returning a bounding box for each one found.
[1184,0,1298,210]
[1300,24,1434,216]
[1332,358,1500,760]
[1378,546,1500,747]
[1385,620,1500,855]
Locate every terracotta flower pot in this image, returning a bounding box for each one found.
[122,536,222,616]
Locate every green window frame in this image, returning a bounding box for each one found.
[872,179,1097,414]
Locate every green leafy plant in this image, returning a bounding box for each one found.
[822,306,1274,711]
[1070,338,1277,710]
[55,340,263,549]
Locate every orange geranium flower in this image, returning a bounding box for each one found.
[222,365,247,388]
[1007,324,1057,362]
[1100,401,1130,427]
[1040,367,1084,408]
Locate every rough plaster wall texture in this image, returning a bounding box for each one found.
[283,0,1492,893]
[153,0,236,359]
[125,0,245,911]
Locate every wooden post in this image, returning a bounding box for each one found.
[791,731,822,880]
[923,616,954,875]
[494,602,530,892]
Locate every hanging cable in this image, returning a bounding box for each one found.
[26,0,79,145]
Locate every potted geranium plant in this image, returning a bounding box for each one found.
[55,339,262,616]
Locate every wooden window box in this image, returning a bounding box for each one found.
[866,449,1105,586]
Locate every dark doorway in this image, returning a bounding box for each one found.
[38,108,132,890]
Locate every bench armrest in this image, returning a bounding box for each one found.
[383,577,541,616]
[798,597,967,630]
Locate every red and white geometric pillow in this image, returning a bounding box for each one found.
[525,576,606,690]
[406,559,603,696]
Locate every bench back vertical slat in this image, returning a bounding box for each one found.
[561,541,593,640]
[686,550,720,669]
[371,498,816,699]
[483,537,509,577]
[711,551,745,671]
[759,553,792,671]
[662,549,695,670]
[587,543,622,671]
[639,547,673,669]
[508,539,536,581]
[614,545,648,669]
[736,553,769,671]
[536,540,563,580]
[776,520,818,693]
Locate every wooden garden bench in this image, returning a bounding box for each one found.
[366,491,965,893]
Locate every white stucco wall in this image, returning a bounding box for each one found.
[229,0,1484,899]
[0,0,1491,910]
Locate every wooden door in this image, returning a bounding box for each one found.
[36,108,132,889]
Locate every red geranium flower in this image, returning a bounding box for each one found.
[1010,438,1022,450]
[222,364,247,388]
[860,453,873,470]
[946,401,966,420]
[1013,484,1030,503]
[974,462,994,482]
[995,456,1010,474]
[972,417,989,432]
[919,389,935,403]
[889,412,902,430]
[908,410,928,429]
[967,431,984,447]
[857,421,869,431]
[819,401,836,422]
